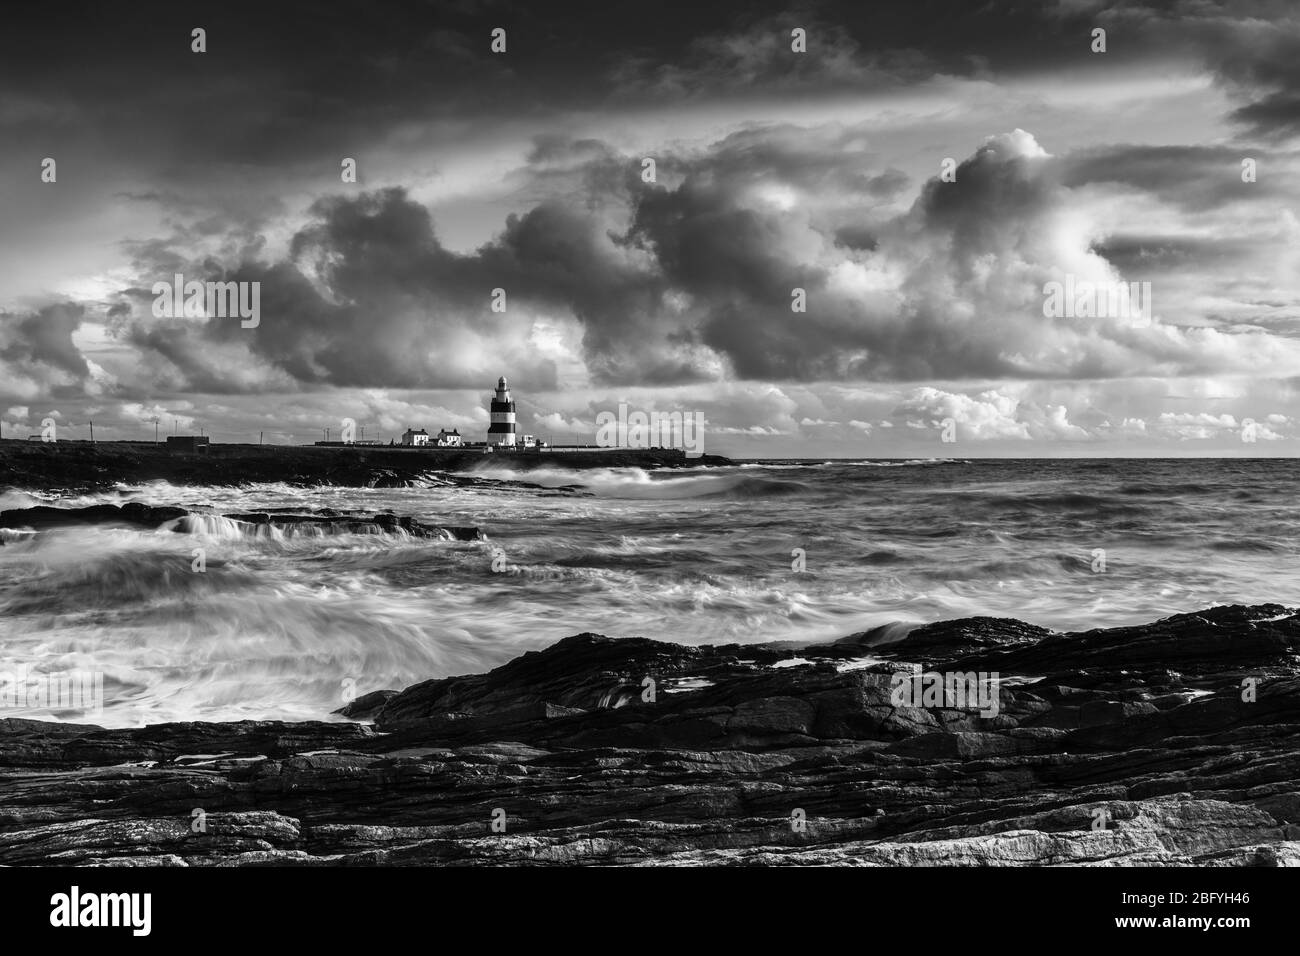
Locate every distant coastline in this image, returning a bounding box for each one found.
[0,438,732,491]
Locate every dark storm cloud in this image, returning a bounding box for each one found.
[127,320,272,396]
[1193,3,1300,141]
[628,181,834,380]
[1090,234,1262,273]
[124,184,709,391]
[608,9,939,98]
[219,126,916,386]
[115,121,918,390]
[916,134,1057,267]
[1232,94,1300,139]
[670,125,911,200]
[0,0,1293,238]
[201,191,563,391]
[1080,0,1300,142]
[477,201,712,385]
[0,0,1233,173]
[111,113,1292,394]
[834,226,878,251]
[607,0,1195,100]
[7,0,1299,407]
[0,304,95,404]
[251,185,715,387]
[0,304,88,380]
[1,1,831,172]
[1061,144,1279,211]
[0,4,534,199]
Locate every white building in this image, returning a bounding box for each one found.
[401,428,430,447]
[435,428,463,447]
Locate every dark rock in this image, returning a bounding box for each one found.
[3,605,1300,866]
[335,690,399,721]
[878,616,1052,659]
[0,503,188,530]
[952,604,1300,680]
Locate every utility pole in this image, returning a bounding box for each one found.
[88,420,94,444]
[154,418,159,444]
[260,431,264,445]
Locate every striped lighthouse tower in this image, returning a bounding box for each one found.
[487,375,517,447]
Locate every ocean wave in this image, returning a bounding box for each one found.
[0,529,259,613]
[835,458,964,467]
[697,475,809,498]
[457,465,807,500]
[0,500,474,544]
[6,459,1299,725]
[735,462,824,471]
[1206,538,1283,553]
[965,492,1148,516]
[0,489,44,511]
[1116,482,1214,496]
[857,549,908,565]
[166,512,459,542]
[733,458,963,469]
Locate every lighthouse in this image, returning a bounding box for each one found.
[487,375,517,447]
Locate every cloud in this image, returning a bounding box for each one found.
[890,385,1119,443]
[609,11,938,100]
[20,118,1288,410]
[895,386,1030,440]
[0,304,91,402]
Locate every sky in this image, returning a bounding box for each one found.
[1,0,1298,458]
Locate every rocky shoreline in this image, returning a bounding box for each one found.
[0,439,731,491]
[3,603,1299,866]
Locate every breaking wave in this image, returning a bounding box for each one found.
[459,465,807,499]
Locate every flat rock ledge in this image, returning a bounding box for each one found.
[3,603,1300,866]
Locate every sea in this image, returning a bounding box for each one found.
[1,457,1296,726]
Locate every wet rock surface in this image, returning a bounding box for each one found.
[2,604,1299,866]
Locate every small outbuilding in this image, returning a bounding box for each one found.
[166,436,210,453]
